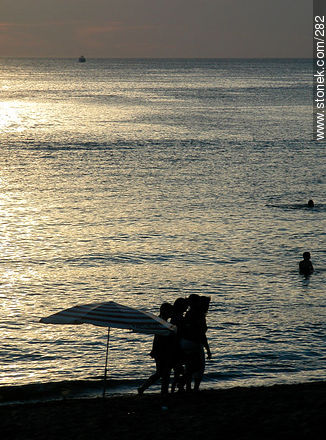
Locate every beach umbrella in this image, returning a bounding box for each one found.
[40,301,176,397]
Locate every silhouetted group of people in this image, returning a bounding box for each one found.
[137,200,316,397]
[138,294,211,396]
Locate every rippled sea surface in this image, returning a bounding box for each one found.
[1,58,326,392]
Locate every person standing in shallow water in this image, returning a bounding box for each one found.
[299,252,314,276]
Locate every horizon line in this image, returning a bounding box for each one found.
[0,56,312,60]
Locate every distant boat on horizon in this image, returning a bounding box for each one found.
[79,55,86,63]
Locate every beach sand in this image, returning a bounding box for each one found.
[1,381,325,439]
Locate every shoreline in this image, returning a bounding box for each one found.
[1,381,325,439]
[0,379,133,405]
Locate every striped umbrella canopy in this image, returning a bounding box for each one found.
[40,301,176,396]
[40,301,175,335]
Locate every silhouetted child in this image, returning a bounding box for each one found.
[137,302,176,396]
[299,252,314,276]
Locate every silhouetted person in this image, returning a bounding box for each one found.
[199,296,212,361]
[307,199,314,208]
[299,252,314,276]
[138,302,176,396]
[170,297,188,393]
[180,294,211,392]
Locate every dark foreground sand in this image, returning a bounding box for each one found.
[1,381,325,440]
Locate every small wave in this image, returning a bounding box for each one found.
[0,378,139,404]
[266,203,326,212]
[0,253,254,269]
[64,253,176,266]
[28,141,114,151]
[4,138,224,152]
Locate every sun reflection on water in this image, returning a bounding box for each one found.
[0,101,23,131]
[0,59,325,390]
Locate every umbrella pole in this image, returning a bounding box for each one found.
[103,327,110,398]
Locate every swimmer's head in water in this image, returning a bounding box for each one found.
[308,199,314,207]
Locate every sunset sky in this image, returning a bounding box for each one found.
[0,0,311,58]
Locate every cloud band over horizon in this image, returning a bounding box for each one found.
[0,0,311,58]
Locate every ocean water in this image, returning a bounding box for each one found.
[1,58,326,395]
